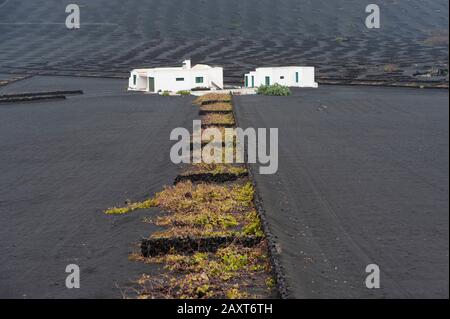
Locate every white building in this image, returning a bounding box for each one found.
[244,66,318,88]
[128,60,223,93]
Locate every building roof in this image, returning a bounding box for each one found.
[192,64,212,70]
[131,63,216,75]
[255,66,314,70]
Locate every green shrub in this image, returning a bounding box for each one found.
[177,90,191,96]
[257,84,291,96]
[162,91,171,96]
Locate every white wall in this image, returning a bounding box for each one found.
[297,67,317,88]
[208,67,224,90]
[150,69,196,92]
[128,71,147,91]
[245,67,318,88]
[128,67,223,93]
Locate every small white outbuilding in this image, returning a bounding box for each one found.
[244,66,318,88]
[128,60,223,93]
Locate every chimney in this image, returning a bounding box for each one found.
[182,59,191,69]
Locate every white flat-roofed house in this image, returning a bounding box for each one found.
[128,60,223,93]
[244,66,318,88]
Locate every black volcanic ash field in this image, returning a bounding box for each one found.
[0,0,448,84]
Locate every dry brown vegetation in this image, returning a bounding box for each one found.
[105,198,157,215]
[201,113,235,126]
[194,93,231,105]
[104,180,264,238]
[200,102,233,112]
[192,126,227,141]
[151,181,264,239]
[180,163,247,177]
[424,31,449,46]
[134,242,274,299]
[202,145,241,164]
[191,126,238,145]
[383,64,399,73]
[111,92,276,299]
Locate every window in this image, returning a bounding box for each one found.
[296,72,299,83]
[176,77,185,81]
[245,76,249,87]
[195,77,204,84]
[265,76,270,86]
[133,74,137,86]
[280,76,285,79]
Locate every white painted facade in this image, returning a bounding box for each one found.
[128,60,223,93]
[244,66,318,88]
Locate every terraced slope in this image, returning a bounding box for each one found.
[0,0,448,85]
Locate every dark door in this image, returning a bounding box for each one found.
[148,77,155,92]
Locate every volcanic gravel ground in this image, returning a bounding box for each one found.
[0,0,448,84]
[0,76,198,298]
[233,86,449,298]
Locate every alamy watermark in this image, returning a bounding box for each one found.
[365,264,380,289]
[65,4,80,29]
[65,264,80,289]
[365,4,381,29]
[170,120,279,175]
